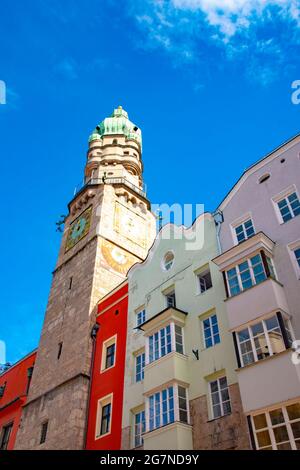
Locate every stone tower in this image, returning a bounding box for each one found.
[15,107,156,449]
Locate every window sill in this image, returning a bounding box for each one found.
[236,348,291,372]
[95,430,112,440]
[100,364,116,374]
[144,420,191,436]
[145,351,188,370]
[195,288,213,297]
[225,276,283,301]
[278,214,300,226]
[207,412,232,423]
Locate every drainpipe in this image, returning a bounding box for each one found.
[84,323,100,449]
[213,210,224,255]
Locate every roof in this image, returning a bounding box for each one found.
[217,132,300,211]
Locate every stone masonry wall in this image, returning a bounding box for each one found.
[190,383,251,450]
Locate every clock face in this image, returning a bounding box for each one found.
[65,206,92,252]
[114,203,146,248]
[101,239,137,275]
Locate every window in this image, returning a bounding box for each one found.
[226,253,267,297]
[178,386,188,423]
[40,421,48,444]
[165,291,176,308]
[294,248,300,268]
[96,395,113,437]
[287,241,300,277]
[100,403,111,436]
[175,324,184,354]
[135,352,145,382]
[0,423,13,450]
[101,336,116,371]
[203,314,220,348]
[136,309,146,327]
[148,384,188,432]
[148,323,183,363]
[234,218,255,243]
[162,251,174,271]
[105,344,115,369]
[210,376,231,419]
[134,410,145,447]
[198,268,212,293]
[251,402,300,450]
[265,255,276,279]
[277,191,300,223]
[149,325,172,362]
[236,314,291,367]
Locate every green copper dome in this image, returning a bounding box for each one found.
[89,106,142,147]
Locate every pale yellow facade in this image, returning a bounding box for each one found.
[121,213,250,450]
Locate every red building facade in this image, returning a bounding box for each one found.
[85,281,128,450]
[0,350,36,450]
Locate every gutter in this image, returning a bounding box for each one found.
[212,210,224,255]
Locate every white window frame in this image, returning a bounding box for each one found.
[147,322,184,364]
[136,308,146,328]
[165,290,176,308]
[230,212,256,245]
[95,393,113,439]
[197,268,213,294]
[287,240,300,279]
[209,376,231,420]
[146,383,190,433]
[202,313,221,349]
[101,335,117,372]
[133,409,146,448]
[272,185,300,225]
[225,253,267,297]
[235,314,290,367]
[135,351,145,383]
[251,402,300,450]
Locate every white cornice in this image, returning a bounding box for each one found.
[213,232,275,270]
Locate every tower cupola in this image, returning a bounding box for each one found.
[89,106,142,148]
[86,107,144,191]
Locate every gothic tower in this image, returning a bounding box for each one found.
[15,107,156,449]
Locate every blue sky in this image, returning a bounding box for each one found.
[1,0,300,364]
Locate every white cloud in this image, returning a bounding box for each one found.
[171,0,300,37]
[128,0,300,84]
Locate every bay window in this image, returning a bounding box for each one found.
[251,402,300,450]
[147,384,188,432]
[235,314,292,367]
[148,323,184,363]
[226,253,275,297]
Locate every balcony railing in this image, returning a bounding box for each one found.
[73,177,147,198]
